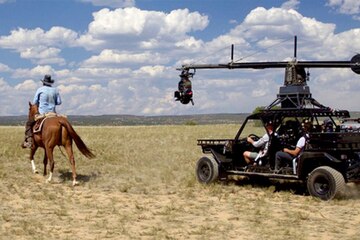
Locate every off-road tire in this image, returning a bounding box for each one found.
[195,156,219,184]
[307,166,345,200]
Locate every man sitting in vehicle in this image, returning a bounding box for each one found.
[243,121,274,165]
[274,120,312,173]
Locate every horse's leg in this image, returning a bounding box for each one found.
[43,151,48,176]
[45,146,55,183]
[64,143,78,186]
[30,146,39,174]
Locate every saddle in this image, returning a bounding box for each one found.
[33,112,66,133]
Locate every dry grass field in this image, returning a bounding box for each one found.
[1,125,360,240]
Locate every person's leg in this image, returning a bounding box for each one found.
[243,151,258,164]
[22,119,35,148]
[274,151,293,171]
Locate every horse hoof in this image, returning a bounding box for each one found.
[33,169,39,174]
[72,180,79,186]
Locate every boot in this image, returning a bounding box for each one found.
[22,120,34,148]
[21,136,33,148]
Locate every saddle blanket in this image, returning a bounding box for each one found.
[33,113,67,133]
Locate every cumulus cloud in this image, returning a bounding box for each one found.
[0,63,11,72]
[82,49,169,67]
[281,0,300,10]
[0,27,78,65]
[133,65,167,78]
[14,79,37,91]
[202,7,343,63]
[327,0,360,14]
[0,27,78,48]
[79,0,135,8]
[79,7,209,50]
[0,4,359,116]
[240,7,335,41]
[0,78,11,92]
[20,46,65,65]
[12,65,55,79]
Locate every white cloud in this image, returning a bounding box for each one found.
[0,27,78,49]
[14,80,37,91]
[0,27,78,65]
[79,0,135,8]
[20,46,65,65]
[240,7,335,41]
[80,7,208,50]
[175,37,204,51]
[160,9,209,37]
[0,78,11,92]
[133,65,166,77]
[0,63,11,72]
[0,5,360,116]
[281,0,300,10]
[202,7,341,63]
[327,0,360,14]
[74,67,132,80]
[12,65,55,79]
[82,49,169,67]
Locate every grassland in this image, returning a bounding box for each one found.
[1,125,360,240]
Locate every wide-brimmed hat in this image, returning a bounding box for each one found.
[41,74,54,85]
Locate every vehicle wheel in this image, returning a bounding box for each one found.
[195,156,219,184]
[306,166,345,200]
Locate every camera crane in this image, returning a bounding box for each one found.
[175,36,360,109]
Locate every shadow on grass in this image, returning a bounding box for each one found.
[231,177,308,196]
[58,169,99,183]
[229,177,360,200]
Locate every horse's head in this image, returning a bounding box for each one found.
[28,102,39,120]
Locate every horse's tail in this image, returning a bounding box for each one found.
[58,118,95,159]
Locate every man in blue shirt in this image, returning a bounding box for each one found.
[21,75,62,148]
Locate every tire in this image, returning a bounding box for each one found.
[306,166,345,200]
[195,156,219,184]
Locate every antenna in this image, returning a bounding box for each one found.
[294,35,297,59]
[231,44,234,63]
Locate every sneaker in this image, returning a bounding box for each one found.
[273,168,283,174]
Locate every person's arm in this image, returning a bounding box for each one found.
[283,147,301,157]
[283,136,305,157]
[55,89,62,105]
[32,89,41,105]
[248,134,268,148]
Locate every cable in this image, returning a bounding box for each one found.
[188,45,230,66]
[233,37,293,63]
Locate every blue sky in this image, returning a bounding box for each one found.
[0,0,359,116]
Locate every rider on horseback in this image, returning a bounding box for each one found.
[22,74,62,148]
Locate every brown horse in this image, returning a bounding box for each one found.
[27,102,95,186]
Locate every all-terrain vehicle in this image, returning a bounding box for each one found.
[196,108,360,200]
[176,37,360,200]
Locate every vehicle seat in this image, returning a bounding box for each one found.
[292,154,301,175]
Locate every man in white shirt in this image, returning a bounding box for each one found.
[274,121,312,173]
[243,122,274,165]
